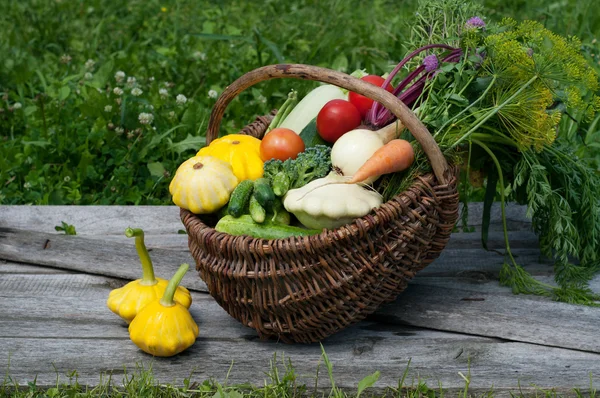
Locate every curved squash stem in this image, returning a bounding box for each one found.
[125,227,156,286]
[161,263,189,307]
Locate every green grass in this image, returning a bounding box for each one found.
[2,350,597,398]
[1,0,599,205]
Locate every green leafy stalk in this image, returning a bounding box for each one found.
[267,90,297,132]
[125,227,156,285]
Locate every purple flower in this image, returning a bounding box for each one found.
[465,16,486,29]
[423,54,439,73]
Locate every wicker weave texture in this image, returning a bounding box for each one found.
[182,114,459,344]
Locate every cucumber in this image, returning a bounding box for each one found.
[215,215,321,240]
[227,180,254,218]
[253,178,275,210]
[299,118,329,148]
[249,195,266,223]
[272,171,291,197]
[270,197,291,225]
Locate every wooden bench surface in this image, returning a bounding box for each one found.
[1,204,599,396]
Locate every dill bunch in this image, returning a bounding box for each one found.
[399,0,600,304]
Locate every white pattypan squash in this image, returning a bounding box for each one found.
[283,172,383,230]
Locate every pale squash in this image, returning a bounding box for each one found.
[197,134,264,181]
[169,155,238,214]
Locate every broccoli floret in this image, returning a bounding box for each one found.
[261,145,331,195]
[263,158,284,182]
[290,145,331,189]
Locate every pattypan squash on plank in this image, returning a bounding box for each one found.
[107,228,192,323]
[129,263,199,357]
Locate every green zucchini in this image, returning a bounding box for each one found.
[249,195,266,224]
[215,215,321,240]
[227,180,254,218]
[299,118,328,148]
[253,178,275,210]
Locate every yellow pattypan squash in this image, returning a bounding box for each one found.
[129,263,199,357]
[169,155,238,214]
[197,134,264,181]
[107,228,192,323]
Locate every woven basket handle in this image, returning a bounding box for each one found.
[206,64,450,184]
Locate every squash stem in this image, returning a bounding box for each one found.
[160,263,189,307]
[125,227,156,286]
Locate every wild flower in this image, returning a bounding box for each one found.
[63,176,71,182]
[138,112,154,125]
[24,182,32,189]
[208,89,218,99]
[193,51,207,61]
[168,111,176,119]
[176,94,187,105]
[115,71,126,83]
[159,88,168,98]
[104,105,112,112]
[465,16,486,29]
[84,72,93,80]
[423,54,439,72]
[126,76,137,88]
[115,127,124,135]
[131,88,143,96]
[60,54,72,64]
[113,87,124,96]
[13,102,22,110]
[84,59,95,71]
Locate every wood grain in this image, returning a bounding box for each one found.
[0,227,207,292]
[1,274,599,395]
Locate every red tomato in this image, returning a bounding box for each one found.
[316,99,362,143]
[260,128,305,161]
[348,75,394,118]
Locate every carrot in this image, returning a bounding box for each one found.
[347,139,415,184]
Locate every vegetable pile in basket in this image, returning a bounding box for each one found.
[170,0,600,305]
[169,84,416,239]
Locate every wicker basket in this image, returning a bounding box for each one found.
[181,64,459,343]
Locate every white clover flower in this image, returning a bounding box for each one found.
[168,111,176,118]
[138,112,154,125]
[115,71,126,83]
[126,76,137,88]
[113,87,123,96]
[104,105,112,112]
[24,182,32,189]
[193,51,207,61]
[115,127,124,134]
[176,94,187,105]
[84,72,93,80]
[131,87,143,96]
[149,76,155,82]
[84,59,95,71]
[208,89,218,99]
[60,54,72,64]
[13,102,22,110]
[63,176,71,182]
[159,88,168,98]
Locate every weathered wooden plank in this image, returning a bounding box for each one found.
[375,283,600,353]
[2,271,600,355]
[2,332,599,395]
[0,259,70,274]
[0,203,530,235]
[0,228,207,292]
[0,205,184,236]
